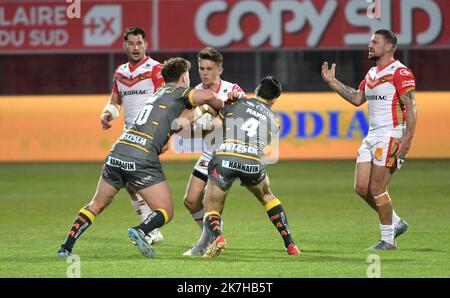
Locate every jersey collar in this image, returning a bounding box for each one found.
[376,59,397,73]
[128,56,150,73]
[255,97,271,106]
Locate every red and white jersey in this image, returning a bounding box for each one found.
[112,56,164,129]
[194,79,245,162]
[195,79,244,101]
[359,60,416,138]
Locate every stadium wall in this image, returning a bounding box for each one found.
[0,92,448,162]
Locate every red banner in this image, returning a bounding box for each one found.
[0,0,449,53]
[158,0,450,50]
[0,0,153,53]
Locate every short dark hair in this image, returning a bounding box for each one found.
[161,57,191,83]
[123,27,146,41]
[197,47,223,67]
[374,29,397,47]
[256,76,282,101]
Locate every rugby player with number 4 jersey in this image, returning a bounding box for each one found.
[202,76,301,258]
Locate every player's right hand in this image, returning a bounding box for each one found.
[225,91,244,104]
[321,62,336,84]
[101,112,113,130]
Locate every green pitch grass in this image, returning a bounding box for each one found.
[1,160,449,278]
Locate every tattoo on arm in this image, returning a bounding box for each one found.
[400,90,417,112]
[335,80,358,104]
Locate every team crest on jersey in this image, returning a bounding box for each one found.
[399,69,412,76]
[374,147,383,161]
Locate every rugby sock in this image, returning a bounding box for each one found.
[392,210,401,226]
[265,199,294,248]
[62,207,96,252]
[380,224,395,244]
[204,211,222,239]
[196,223,212,248]
[191,208,205,229]
[130,199,142,219]
[136,194,152,222]
[135,209,168,235]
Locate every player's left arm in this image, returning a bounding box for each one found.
[397,90,417,158]
[177,104,218,131]
[395,68,417,158]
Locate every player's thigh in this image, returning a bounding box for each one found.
[203,180,229,213]
[137,181,174,219]
[89,176,120,214]
[355,161,372,193]
[369,164,396,195]
[246,175,275,205]
[184,172,207,203]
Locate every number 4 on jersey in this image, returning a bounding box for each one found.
[241,118,260,137]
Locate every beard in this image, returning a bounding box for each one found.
[369,53,380,61]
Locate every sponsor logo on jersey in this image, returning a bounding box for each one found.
[120,90,149,97]
[106,156,136,171]
[366,95,388,101]
[219,143,258,155]
[222,160,260,173]
[402,80,415,89]
[120,133,147,146]
[399,68,412,76]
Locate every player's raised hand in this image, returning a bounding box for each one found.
[101,112,113,130]
[225,90,244,105]
[321,62,336,84]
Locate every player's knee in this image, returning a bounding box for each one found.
[183,193,202,212]
[369,185,386,198]
[165,209,174,223]
[354,184,369,198]
[88,200,108,215]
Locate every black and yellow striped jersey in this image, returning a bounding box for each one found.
[216,97,278,161]
[111,85,195,159]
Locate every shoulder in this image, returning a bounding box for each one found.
[392,61,415,83]
[393,62,414,76]
[114,63,128,75]
[367,66,377,75]
[141,57,162,71]
[221,80,244,93]
[194,83,204,90]
[176,86,194,97]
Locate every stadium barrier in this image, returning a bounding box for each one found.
[1,92,449,162]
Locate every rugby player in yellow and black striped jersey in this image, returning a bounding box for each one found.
[202,76,301,257]
[57,57,224,258]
